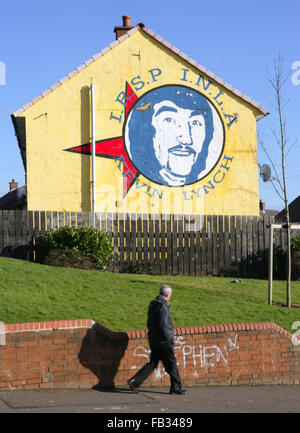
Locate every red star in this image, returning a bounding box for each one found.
[65,82,139,198]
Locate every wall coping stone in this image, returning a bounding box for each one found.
[4,319,292,340]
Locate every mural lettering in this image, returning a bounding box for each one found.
[179,68,237,129]
[110,68,163,123]
[183,155,233,201]
[180,68,212,92]
[111,67,238,129]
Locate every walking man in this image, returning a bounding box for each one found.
[127,284,187,395]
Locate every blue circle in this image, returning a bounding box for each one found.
[124,85,224,186]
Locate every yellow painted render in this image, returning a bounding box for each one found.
[18,29,261,215]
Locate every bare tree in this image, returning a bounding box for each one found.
[258,54,296,308]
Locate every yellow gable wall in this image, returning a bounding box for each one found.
[19,30,260,215]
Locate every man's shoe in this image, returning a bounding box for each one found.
[127,380,139,393]
[169,388,187,395]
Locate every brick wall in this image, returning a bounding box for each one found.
[0,320,300,390]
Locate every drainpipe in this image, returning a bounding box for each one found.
[91,81,96,227]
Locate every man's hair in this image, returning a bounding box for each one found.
[160,284,172,297]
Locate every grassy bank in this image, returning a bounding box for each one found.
[0,257,299,332]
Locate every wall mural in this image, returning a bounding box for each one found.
[66,67,235,202]
[125,85,224,187]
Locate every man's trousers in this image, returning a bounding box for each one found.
[129,342,182,390]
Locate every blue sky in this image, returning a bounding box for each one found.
[0,0,299,211]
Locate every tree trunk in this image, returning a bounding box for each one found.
[286,213,291,308]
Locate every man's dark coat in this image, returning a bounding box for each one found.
[147,294,174,347]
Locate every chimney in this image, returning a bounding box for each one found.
[9,179,18,191]
[259,199,265,213]
[114,15,133,40]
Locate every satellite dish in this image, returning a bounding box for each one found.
[261,164,271,182]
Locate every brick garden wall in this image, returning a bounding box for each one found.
[0,319,300,390]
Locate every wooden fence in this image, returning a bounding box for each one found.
[0,210,295,279]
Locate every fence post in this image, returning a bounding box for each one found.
[268,223,274,306]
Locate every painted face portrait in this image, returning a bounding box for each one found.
[152,100,206,184]
[124,85,224,186]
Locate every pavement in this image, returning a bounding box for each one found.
[0,384,299,414]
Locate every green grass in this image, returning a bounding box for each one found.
[0,257,300,333]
